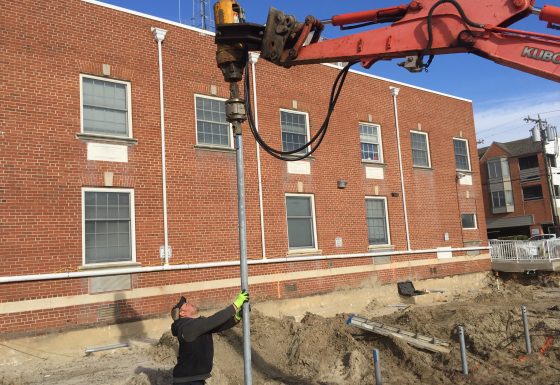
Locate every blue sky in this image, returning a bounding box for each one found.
[98,0,559,146]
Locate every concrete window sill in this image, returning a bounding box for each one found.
[287,249,322,257]
[76,133,138,146]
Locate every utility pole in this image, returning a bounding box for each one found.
[526,115,559,233]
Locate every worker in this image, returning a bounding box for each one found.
[170,290,249,385]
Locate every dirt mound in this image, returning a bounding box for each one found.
[132,278,560,385]
[2,274,560,385]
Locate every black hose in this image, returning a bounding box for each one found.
[243,61,356,161]
[420,0,485,70]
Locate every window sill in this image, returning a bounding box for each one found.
[287,248,321,257]
[368,244,395,252]
[413,166,433,171]
[79,262,141,271]
[284,155,315,161]
[456,169,472,173]
[194,144,236,153]
[362,160,386,166]
[76,133,138,146]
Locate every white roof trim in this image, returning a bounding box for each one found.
[82,0,470,103]
[81,0,215,36]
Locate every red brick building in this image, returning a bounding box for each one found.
[1,0,489,335]
[479,138,560,238]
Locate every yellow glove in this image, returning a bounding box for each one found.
[233,290,249,310]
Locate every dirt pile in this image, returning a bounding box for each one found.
[1,273,559,385]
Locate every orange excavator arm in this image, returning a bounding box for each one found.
[215,0,560,82]
[212,0,559,157]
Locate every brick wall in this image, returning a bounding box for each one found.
[0,0,489,335]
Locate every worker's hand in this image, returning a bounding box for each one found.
[234,309,242,322]
[233,290,249,311]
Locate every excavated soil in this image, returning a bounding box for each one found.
[1,273,560,385]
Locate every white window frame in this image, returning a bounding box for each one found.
[365,196,391,246]
[194,94,234,149]
[453,138,471,171]
[410,130,432,168]
[80,74,133,138]
[280,109,311,155]
[461,213,477,230]
[360,122,383,163]
[82,187,136,267]
[285,193,318,251]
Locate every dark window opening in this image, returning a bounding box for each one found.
[518,155,539,170]
[523,185,543,201]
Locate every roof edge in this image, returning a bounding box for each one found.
[82,0,471,103]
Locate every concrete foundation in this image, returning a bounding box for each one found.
[0,272,488,365]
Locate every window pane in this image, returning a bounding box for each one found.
[82,78,129,136]
[366,199,388,245]
[287,218,314,248]
[84,191,132,264]
[411,132,429,167]
[360,124,381,161]
[453,139,470,170]
[281,111,308,154]
[286,196,315,249]
[196,97,230,147]
[286,197,312,217]
[461,214,476,229]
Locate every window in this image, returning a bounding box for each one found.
[554,185,560,197]
[547,154,557,168]
[523,185,543,201]
[360,123,382,161]
[488,158,510,179]
[410,131,430,167]
[81,75,131,137]
[519,155,539,170]
[366,197,390,246]
[281,110,309,155]
[195,96,231,148]
[461,214,477,229]
[285,195,317,250]
[453,138,470,171]
[83,189,135,265]
[491,190,513,209]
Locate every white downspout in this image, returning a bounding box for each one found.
[152,27,170,265]
[391,86,411,251]
[249,52,267,259]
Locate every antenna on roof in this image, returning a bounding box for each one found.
[190,0,213,30]
[178,0,182,24]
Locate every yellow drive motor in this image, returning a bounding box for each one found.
[214,0,244,25]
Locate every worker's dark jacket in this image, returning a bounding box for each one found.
[171,305,238,383]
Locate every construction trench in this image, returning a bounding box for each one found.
[0,272,559,385]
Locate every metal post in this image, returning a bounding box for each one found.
[521,305,532,354]
[235,133,253,385]
[373,349,383,385]
[458,326,468,375]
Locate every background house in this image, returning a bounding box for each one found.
[0,0,489,335]
[479,137,560,238]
